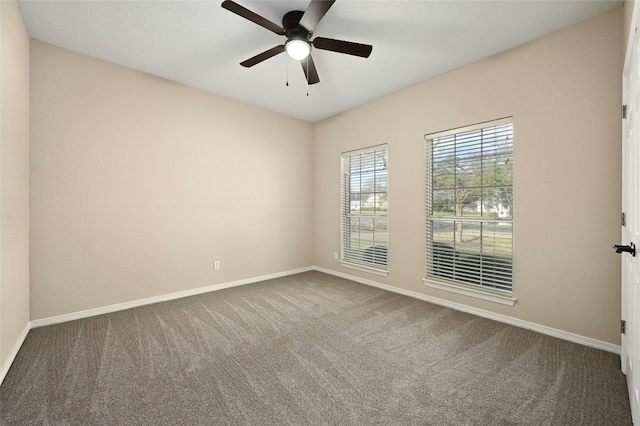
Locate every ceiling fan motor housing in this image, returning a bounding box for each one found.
[283,11,310,39]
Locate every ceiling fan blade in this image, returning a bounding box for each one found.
[300,55,320,85]
[313,37,372,58]
[221,0,285,35]
[299,0,336,32]
[240,45,285,67]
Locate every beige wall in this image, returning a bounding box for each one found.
[29,40,313,320]
[624,0,637,53]
[312,10,623,344]
[0,0,30,379]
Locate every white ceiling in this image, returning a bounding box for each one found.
[18,0,622,122]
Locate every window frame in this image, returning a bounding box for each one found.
[340,144,389,276]
[423,118,515,305]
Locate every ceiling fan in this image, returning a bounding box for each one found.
[221,0,373,85]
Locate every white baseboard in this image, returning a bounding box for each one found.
[30,267,313,328]
[22,264,621,356]
[0,321,30,386]
[313,266,621,355]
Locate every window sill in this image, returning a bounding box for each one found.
[340,261,388,277]
[423,278,516,306]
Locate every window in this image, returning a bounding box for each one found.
[425,118,513,300]
[341,145,388,275]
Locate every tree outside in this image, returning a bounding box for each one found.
[431,126,512,244]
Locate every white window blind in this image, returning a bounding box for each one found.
[425,119,513,294]
[341,145,388,273]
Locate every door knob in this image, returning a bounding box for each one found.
[614,242,636,257]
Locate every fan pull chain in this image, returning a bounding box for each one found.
[306,58,309,96]
[285,57,289,87]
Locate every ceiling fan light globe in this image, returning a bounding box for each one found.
[285,38,311,61]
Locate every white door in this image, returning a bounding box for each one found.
[622,5,640,425]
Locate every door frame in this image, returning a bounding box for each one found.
[622,2,640,425]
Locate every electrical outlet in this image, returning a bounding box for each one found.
[214,261,220,270]
[333,252,338,260]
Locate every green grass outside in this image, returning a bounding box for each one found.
[433,227,512,256]
[345,230,388,251]
[432,209,500,218]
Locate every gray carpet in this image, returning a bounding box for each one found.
[0,271,632,425]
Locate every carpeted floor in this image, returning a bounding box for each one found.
[0,271,632,425]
